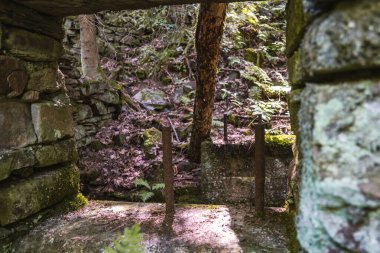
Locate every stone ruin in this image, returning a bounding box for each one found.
[0,0,380,252]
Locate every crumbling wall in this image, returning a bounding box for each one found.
[0,2,79,226]
[201,138,293,207]
[287,0,380,252]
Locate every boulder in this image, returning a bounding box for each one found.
[34,139,78,167]
[133,88,168,111]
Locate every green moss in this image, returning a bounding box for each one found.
[143,128,162,158]
[285,210,301,253]
[265,134,295,148]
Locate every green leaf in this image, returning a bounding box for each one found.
[138,190,155,202]
[152,183,165,191]
[134,178,151,190]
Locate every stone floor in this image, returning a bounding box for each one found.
[3,201,289,253]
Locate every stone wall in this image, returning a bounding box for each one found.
[60,17,121,148]
[201,138,293,207]
[287,0,380,252]
[0,3,79,227]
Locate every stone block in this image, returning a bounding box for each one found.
[26,62,60,93]
[74,104,93,121]
[301,0,380,77]
[0,164,79,225]
[94,91,120,105]
[2,26,62,62]
[288,89,302,135]
[34,139,78,167]
[0,102,37,149]
[298,80,380,252]
[287,50,304,87]
[31,102,74,143]
[0,55,28,97]
[0,148,35,181]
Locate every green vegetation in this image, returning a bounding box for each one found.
[104,224,143,253]
[133,178,165,202]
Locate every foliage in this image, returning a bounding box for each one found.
[104,224,143,253]
[134,178,165,202]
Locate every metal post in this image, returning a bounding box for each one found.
[224,113,228,143]
[254,114,265,215]
[162,127,175,215]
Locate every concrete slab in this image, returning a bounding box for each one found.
[4,201,289,252]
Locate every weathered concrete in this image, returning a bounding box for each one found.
[201,138,293,207]
[2,201,289,253]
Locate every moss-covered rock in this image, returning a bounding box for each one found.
[0,164,80,226]
[0,148,35,181]
[143,127,162,158]
[34,139,78,167]
[265,134,295,157]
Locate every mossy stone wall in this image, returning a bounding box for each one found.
[287,0,380,252]
[0,6,80,227]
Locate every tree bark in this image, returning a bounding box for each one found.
[188,3,227,163]
[79,14,101,80]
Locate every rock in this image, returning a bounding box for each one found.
[31,102,74,143]
[287,50,304,87]
[94,91,120,105]
[171,86,184,104]
[74,104,93,121]
[2,26,63,62]
[0,148,35,182]
[0,56,28,97]
[21,90,40,102]
[298,80,380,252]
[26,62,61,93]
[0,102,37,149]
[91,99,108,116]
[0,164,79,226]
[302,0,380,77]
[113,134,127,146]
[34,139,78,167]
[133,88,168,111]
[143,128,162,158]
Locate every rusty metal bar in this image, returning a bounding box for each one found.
[224,113,228,143]
[162,126,175,215]
[254,114,266,215]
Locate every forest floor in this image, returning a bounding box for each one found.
[75,1,292,201]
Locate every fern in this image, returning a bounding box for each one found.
[134,178,152,190]
[138,190,155,202]
[152,183,165,191]
[104,224,143,253]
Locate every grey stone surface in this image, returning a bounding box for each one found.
[34,139,78,167]
[201,141,292,206]
[133,88,168,110]
[298,80,380,252]
[31,102,74,143]
[0,164,79,226]
[2,26,62,62]
[0,102,37,149]
[26,62,61,93]
[0,148,35,181]
[0,56,28,97]
[301,0,380,77]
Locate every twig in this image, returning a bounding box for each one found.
[167,116,180,143]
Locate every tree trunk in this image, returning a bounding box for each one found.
[188,3,227,163]
[79,14,101,80]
